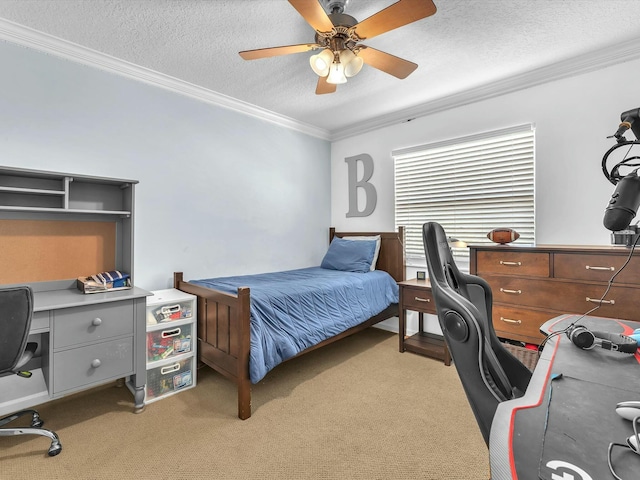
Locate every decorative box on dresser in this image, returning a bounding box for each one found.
[469,244,640,345]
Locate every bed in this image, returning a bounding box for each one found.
[173,227,405,419]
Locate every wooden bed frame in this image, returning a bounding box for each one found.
[173,227,405,419]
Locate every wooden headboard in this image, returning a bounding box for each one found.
[330,226,405,283]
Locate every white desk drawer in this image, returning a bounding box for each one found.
[30,311,50,333]
[53,337,133,394]
[53,301,134,348]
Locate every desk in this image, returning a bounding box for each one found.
[398,279,451,365]
[0,285,150,418]
[490,314,640,480]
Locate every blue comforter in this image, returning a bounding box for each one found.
[190,267,399,383]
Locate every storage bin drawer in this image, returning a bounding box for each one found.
[476,251,550,277]
[147,323,194,362]
[554,253,640,285]
[146,356,195,402]
[401,286,436,313]
[146,289,195,326]
[53,301,134,348]
[53,337,133,394]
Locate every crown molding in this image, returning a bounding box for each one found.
[2,17,639,144]
[330,36,640,141]
[0,18,331,141]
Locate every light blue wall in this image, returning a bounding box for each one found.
[0,40,331,290]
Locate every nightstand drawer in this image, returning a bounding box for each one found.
[53,301,134,349]
[402,286,436,313]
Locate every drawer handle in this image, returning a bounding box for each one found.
[92,317,102,326]
[500,317,522,324]
[585,265,615,272]
[161,328,182,338]
[500,288,522,295]
[161,363,181,375]
[91,359,102,368]
[414,296,431,303]
[586,297,615,305]
[161,304,181,314]
[499,261,522,266]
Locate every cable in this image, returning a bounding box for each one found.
[602,141,640,185]
[607,416,640,480]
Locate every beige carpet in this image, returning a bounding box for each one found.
[1,329,489,479]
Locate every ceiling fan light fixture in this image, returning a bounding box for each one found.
[344,54,363,77]
[326,61,347,84]
[309,48,334,77]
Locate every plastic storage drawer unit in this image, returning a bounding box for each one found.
[142,289,197,404]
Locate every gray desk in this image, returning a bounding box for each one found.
[490,314,640,480]
[0,285,150,417]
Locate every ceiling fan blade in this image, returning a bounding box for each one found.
[288,0,335,33]
[239,43,320,60]
[358,46,418,79]
[316,76,337,95]
[353,0,437,40]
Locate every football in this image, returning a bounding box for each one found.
[487,228,520,244]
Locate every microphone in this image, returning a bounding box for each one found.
[616,108,640,141]
[604,171,640,231]
[611,120,633,142]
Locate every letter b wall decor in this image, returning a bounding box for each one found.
[345,153,377,217]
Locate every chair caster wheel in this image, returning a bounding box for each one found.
[48,442,62,456]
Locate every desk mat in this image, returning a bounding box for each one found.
[538,375,640,480]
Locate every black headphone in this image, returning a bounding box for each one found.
[566,324,638,354]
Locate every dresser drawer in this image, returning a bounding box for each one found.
[554,253,640,285]
[492,305,550,343]
[476,251,550,277]
[53,300,134,349]
[485,275,640,321]
[401,286,436,313]
[52,337,133,394]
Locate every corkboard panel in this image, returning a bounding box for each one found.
[0,219,116,284]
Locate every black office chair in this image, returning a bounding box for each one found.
[422,222,532,446]
[0,285,62,456]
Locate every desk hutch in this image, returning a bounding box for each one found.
[0,166,150,417]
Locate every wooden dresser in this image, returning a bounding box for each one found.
[469,244,640,345]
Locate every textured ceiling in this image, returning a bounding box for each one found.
[1,0,640,138]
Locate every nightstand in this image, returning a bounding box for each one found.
[398,278,451,365]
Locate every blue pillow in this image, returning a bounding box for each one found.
[320,236,377,273]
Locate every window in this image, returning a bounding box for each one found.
[393,124,535,265]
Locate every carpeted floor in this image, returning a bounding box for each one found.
[0,329,490,479]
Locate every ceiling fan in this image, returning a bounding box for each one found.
[239,0,437,95]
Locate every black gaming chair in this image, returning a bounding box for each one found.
[422,222,532,446]
[0,285,62,456]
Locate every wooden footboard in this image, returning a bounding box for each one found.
[173,271,252,419]
[174,226,405,419]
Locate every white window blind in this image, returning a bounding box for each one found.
[393,124,535,264]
